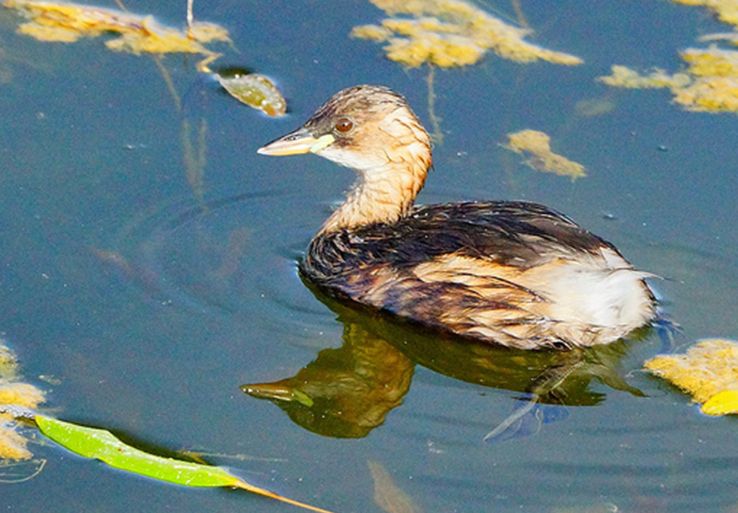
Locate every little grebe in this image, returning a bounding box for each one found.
[258,85,656,350]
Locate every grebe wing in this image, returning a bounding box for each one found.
[304,201,653,349]
[362,201,615,268]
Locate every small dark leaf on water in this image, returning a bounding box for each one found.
[215,72,286,117]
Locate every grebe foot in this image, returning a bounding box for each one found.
[483,395,568,443]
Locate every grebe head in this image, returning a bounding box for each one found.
[258,85,432,231]
[258,85,432,174]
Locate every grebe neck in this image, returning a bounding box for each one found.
[318,143,431,235]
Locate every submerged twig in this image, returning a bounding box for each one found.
[425,64,443,145]
[181,117,208,205]
[151,54,182,111]
[511,0,529,29]
[369,460,422,513]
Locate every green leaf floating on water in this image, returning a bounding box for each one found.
[34,414,334,513]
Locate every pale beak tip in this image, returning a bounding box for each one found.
[256,128,330,157]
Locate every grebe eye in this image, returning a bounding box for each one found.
[335,118,353,133]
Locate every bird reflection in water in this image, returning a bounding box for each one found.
[242,280,647,440]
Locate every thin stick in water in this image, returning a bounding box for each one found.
[426,64,444,145]
[187,0,195,36]
[511,0,529,28]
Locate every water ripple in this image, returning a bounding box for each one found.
[102,189,336,342]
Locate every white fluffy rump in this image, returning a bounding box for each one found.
[542,247,655,345]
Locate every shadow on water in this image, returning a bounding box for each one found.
[242,276,648,440]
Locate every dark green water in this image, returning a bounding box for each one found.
[2,1,738,512]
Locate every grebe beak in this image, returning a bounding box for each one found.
[257,127,335,156]
[241,382,311,405]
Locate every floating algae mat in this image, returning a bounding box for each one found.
[673,0,738,27]
[599,48,738,113]
[599,1,738,113]
[351,0,582,68]
[2,0,229,55]
[2,1,287,116]
[0,341,45,461]
[645,339,738,416]
[504,129,586,180]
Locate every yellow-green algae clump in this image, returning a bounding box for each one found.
[645,338,738,416]
[599,48,738,113]
[599,0,738,113]
[673,0,738,27]
[0,342,45,460]
[504,129,586,180]
[351,0,582,68]
[2,0,229,55]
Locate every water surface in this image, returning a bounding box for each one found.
[1,1,737,512]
